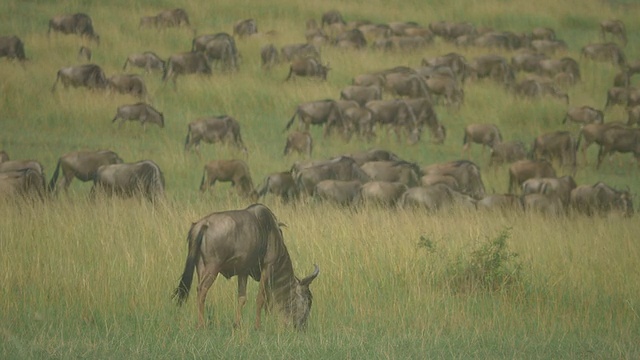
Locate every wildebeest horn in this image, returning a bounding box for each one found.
[278,221,288,228]
[300,264,320,286]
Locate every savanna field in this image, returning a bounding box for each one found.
[1,0,640,358]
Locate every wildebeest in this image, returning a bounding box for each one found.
[576,122,627,164]
[260,44,279,69]
[421,52,469,82]
[233,18,258,37]
[365,99,419,143]
[0,159,44,176]
[530,39,568,54]
[0,168,47,201]
[403,97,446,144]
[383,72,430,99]
[596,127,640,169]
[122,52,165,73]
[112,102,164,130]
[581,42,626,68]
[536,57,581,81]
[0,35,26,61]
[522,175,577,208]
[420,173,459,190]
[173,204,319,329]
[468,54,515,86]
[142,8,190,29]
[508,159,556,194]
[424,75,464,107]
[51,64,108,92]
[358,181,408,206]
[91,160,165,202]
[340,85,382,107]
[513,77,569,103]
[604,86,631,109]
[462,123,502,157]
[421,160,485,199]
[360,160,421,187]
[570,182,633,217]
[531,27,556,41]
[48,13,100,44]
[333,29,368,49]
[162,52,211,88]
[284,99,346,139]
[199,159,255,199]
[254,171,298,203]
[48,150,123,194]
[521,193,564,216]
[295,156,370,195]
[531,130,577,172]
[313,179,362,206]
[488,140,527,166]
[77,46,91,61]
[321,10,345,28]
[286,58,330,81]
[204,36,239,71]
[184,116,248,155]
[600,19,627,46]
[398,183,477,211]
[108,74,148,100]
[280,43,320,62]
[476,194,523,212]
[284,131,313,157]
[352,73,386,87]
[429,21,477,42]
[563,106,604,126]
[343,148,403,166]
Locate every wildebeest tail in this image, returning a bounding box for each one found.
[173,223,208,305]
[48,159,62,192]
[284,110,297,132]
[184,125,192,151]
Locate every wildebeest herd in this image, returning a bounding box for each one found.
[1,6,638,331]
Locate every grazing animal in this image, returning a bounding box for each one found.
[383,72,431,99]
[596,127,640,169]
[536,57,581,81]
[184,116,247,155]
[77,46,91,61]
[352,73,386,87]
[233,19,258,37]
[313,179,362,206]
[531,27,556,41]
[489,140,527,166]
[260,44,279,69]
[600,20,627,46]
[51,64,108,92]
[295,156,370,196]
[122,52,165,73]
[284,99,346,139]
[48,13,100,44]
[199,159,255,199]
[191,33,238,56]
[531,130,577,172]
[571,182,633,217]
[333,29,368,49]
[112,102,164,130]
[343,148,403,166]
[513,78,569,103]
[476,194,522,212]
[0,169,47,201]
[522,175,577,208]
[521,193,564,216]
[0,35,26,61]
[0,160,44,176]
[403,97,446,144]
[399,183,477,211]
[576,122,627,164]
[204,36,239,71]
[360,161,421,187]
[468,54,515,86]
[173,204,319,329]
[284,131,313,157]
[365,99,419,143]
[507,159,556,194]
[163,52,211,88]
[425,75,464,107]
[254,171,298,203]
[91,160,165,202]
[358,181,408,206]
[340,85,382,107]
[286,58,330,81]
[143,8,190,29]
[462,123,502,157]
[49,150,123,193]
[530,39,568,54]
[321,10,345,28]
[563,106,604,126]
[420,174,459,190]
[108,74,148,100]
[421,160,485,199]
[280,43,320,62]
[581,42,626,68]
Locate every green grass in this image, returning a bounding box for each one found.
[2,0,640,358]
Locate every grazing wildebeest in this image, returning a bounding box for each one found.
[0,35,26,61]
[571,182,633,217]
[343,105,374,140]
[468,54,515,86]
[576,122,627,164]
[489,140,527,166]
[284,131,313,157]
[191,32,238,55]
[421,160,486,199]
[295,156,370,196]
[425,75,464,107]
[0,168,47,201]
[462,123,502,157]
[521,193,564,216]
[49,150,123,194]
[365,99,419,143]
[358,181,408,206]
[420,173,459,190]
[421,52,469,82]
[513,77,569,103]
[184,116,247,155]
[233,18,258,37]
[174,205,319,330]
[122,52,165,73]
[522,175,577,208]
[531,130,577,172]
[476,194,523,212]
[284,99,346,139]
[429,21,477,42]
[399,183,477,211]
[313,179,362,206]
[510,51,548,73]
[403,97,446,144]
[360,160,421,187]
[48,13,100,44]
[51,64,108,92]
[507,159,556,194]
[340,85,382,107]
[91,160,165,202]
[343,148,403,166]
[581,42,626,68]
[152,8,190,28]
[563,106,604,126]
[260,44,279,69]
[286,57,330,81]
[531,27,556,41]
[0,160,44,176]
[596,127,640,169]
[321,10,345,28]
[199,159,255,199]
[108,74,148,100]
[280,43,320,62]
[600,19,627,46]
[254,171,298,203]
[77,46,91,61]
[352,73,386,87]
[383,72,430,99]
[530,39,568,54]
[333,29,368,49]
[536,57,581,81]
[163,52,211,88]
[112,102,164,130]
[604,86,631,109]
[204,36,239,71]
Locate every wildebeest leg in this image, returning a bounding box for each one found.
[235,275,248,328]
[255,264,273,330]
[196,266,219,328]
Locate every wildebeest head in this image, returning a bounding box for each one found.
[290,264,320,329]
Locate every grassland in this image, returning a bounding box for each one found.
[1,0,640,358]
